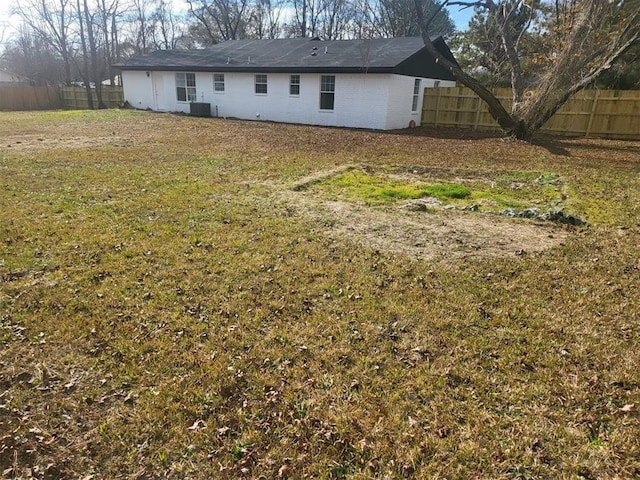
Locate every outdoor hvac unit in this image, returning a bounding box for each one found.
[190,102,211,117]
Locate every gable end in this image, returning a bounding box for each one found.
[392,37,458,81]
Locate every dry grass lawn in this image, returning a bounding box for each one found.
[1,109,639,479]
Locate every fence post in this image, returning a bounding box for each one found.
[585,89,600,137]
[473,96,482,131]
[434,88,441,127]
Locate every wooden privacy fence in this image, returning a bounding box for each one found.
[0,85,124,111]
[0,85,62,111]
[60,86,124,109]
[422,87,640,139]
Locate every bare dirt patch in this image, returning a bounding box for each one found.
[1,133,140,151]
[295,195,568,261]
[283,185,570,262]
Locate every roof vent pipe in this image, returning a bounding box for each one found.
[226,57,230,64]
[324,46,328,54]
[247,56,251,64]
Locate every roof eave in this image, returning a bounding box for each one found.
[118,65,396,74]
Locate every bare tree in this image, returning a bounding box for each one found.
[14,0,74,84]
[117,0,189,53]
[288,0,324,37]
[95,0,120,85]
[369,0,454,38]
[127,0,155,53]
[5,0,189,90]
[450,3,543,87]
[249,0,286,39]
[317,0,354,39]
[346,0,378,38]
[2,25,68,83]
[377,0,417,36]
[0,23,10,48]
[187,0,251,43]
[75,0,93,106]
[81,0,106,107]
[151,0,188,48]
[414,0,640,140]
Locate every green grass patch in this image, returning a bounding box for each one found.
[314,168,566,213]
[422,183,471,200]
[320,170,470,204]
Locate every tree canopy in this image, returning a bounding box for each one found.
[416,0,640,140]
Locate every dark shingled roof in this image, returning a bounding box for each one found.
[115,37,457,80]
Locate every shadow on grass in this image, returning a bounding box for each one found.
[396,127,640,158]
[390,126,575,157]
[390,126,504,141]
[555,139,640,153]
[531,136,573,157]
[533,135,640,157]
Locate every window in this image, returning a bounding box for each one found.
[213,73,225,92]
[176,72,196,102]
[255,74,267,94]
[320,75,335,110]
[412,78,421,112]
[290,75,300,96]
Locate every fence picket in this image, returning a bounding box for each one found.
[422,87,640,140]
[0,86,62,110]
[0,85,124,111]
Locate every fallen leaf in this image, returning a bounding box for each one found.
[188,419,206,431]
[278,464,290,478]
[619,404,634,413]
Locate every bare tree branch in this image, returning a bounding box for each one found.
[418,0,640,140]
[415,0,520,132]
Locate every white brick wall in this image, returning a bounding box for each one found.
[122,70,455,130]
[122,71,155,110]
[384,76,456,129]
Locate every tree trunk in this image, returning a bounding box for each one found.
[77,0,94,109]
[84,0,106,109]
[415,0,640,141]
[414,0,523,136]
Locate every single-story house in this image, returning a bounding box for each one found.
[115,36,457,130]
[0,69,31,85]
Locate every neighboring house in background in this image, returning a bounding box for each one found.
[101,76,121,86]
[115,37,457,130]
[0,69,31,85]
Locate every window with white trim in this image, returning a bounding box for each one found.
[213,73,225,92]
[290,75,300,95]
[320,75,335,110]
[412,78,421,112]
[176,72,196,102]
[255,74,267,94]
